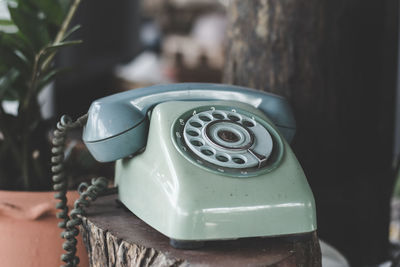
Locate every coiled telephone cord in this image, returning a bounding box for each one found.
[52,114,108,267]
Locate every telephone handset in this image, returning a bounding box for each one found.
[82,83,296,162]
[54,83,315,260]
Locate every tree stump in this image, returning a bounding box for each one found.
[80,194,321,266]
[223,0,397,265]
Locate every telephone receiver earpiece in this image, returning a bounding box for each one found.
[83,83,295,162]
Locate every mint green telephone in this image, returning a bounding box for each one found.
[54,83,316,263]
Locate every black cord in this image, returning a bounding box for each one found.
[52,115,109,267]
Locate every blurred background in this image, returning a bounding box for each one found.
[54,0,227,118]
[2,0,400,266]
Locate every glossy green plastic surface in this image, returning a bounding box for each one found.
[115,101,316,241]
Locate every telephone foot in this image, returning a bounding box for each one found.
[169,239,205,249]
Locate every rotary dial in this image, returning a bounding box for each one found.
[172,105,283,177]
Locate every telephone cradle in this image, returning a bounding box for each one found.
[81,83,316,249]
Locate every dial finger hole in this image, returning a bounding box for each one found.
[201,147,215,156]
[186,128,200,137]
[189,120,203,128]
[190,139,204,147]
[212,111,226,120]
[232,156,246,164]
[199,114,212,122]
[216,153,230,162]
[242,119,255,127]
[227,113,241,122]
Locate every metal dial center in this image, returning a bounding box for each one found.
[204,120,254,151]
[218,130,239,143]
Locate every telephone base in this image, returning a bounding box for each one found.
[169,239,205,249]
[169,232,315,250]
[279,232,314,243]
[115,100,317,243]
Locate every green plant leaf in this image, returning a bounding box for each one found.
[37,67,68,91]
[38,40,82,69]
[3,78,27,101]
[8,4,51,52]
[0,45,31,74]
[1,33,34,65]
[0,68,20,100]
[57,0,72,14]
[44,39,82,51]
[5,33,33,55]
[0,19,17,34]
[0,19,14,26]
[61,24,81,41]
[33,0,65,26]
[0,63,7,75]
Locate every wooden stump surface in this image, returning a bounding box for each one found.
[80,194,321,267]
[222,1,397,265]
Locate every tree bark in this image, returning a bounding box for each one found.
[223,1,398,266]
[80,194,321,267]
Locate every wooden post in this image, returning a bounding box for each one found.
[80,194,321,267]
[223,1,398,265]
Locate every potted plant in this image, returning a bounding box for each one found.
[0,0,89,265]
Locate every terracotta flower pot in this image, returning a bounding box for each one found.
[0,190,89,267]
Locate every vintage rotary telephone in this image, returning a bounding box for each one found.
[52,83,316,266]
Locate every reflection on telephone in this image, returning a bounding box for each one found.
[52,83,316,266]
